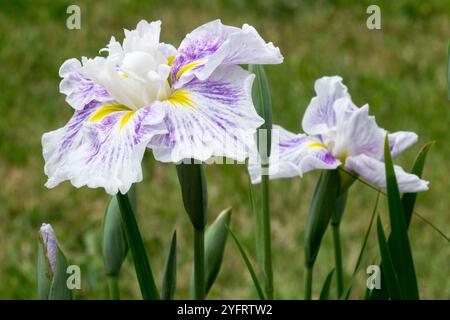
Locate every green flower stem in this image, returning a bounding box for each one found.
[116,192,160,300]
[261,165,273,299]
[305,265,313,300]
[107,275,120,300]
[331,223,344,297]
[194,227,205,300]
[175,162,207,300]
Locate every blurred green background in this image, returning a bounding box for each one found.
[0,0,449,299]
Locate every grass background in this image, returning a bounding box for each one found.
[0,0,448,299]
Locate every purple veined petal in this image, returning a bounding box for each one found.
[332,103,385,161]
[171,19,283,88]
[42,101,167,195]
[388,131,418,159]
[43,100,101,172]
[345,154,429,193]
[248,125,341,184]
[59,58,111,110]
[39,223,59,273]
[149,65,264,163]
[301,76,353,136]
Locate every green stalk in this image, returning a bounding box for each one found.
[107,275,120,300]
[261,166,273,299]
[331,224,344,297]
[176,162,208,300]
[116,193,160,300]
[194,227,205,300]
[248,64,274,299]
[305,266,313,300]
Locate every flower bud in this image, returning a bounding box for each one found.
[39,223,58,273]
[102,197,129,276]
[37,223,72,300]
[176,161,208,230]
[304,170,340,268]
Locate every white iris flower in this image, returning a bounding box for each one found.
[249,76,429,193]
[43,20,283,195]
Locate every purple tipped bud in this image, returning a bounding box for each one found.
[39,223,59,273]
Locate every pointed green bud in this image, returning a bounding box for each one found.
[204,207,232,295]
[304,170,340,268]
[102,184,136,277]
[102,197,128,276]
[189,207,232,297]
[176,161,208,230]
[331,191,348,226]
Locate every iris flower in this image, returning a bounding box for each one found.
[43,20,283,195]
[249,76,429,193]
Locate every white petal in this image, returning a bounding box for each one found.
[158,42,177,58]
[333,103,385,160]
[248,125,341,184]
[100,36,123,62]
[82,56,167,110]
[59,58,110,110]
[171,19,283,87]
[388,131,418,159]
[345,154,429,193]
[150,65,264,163]
[83,28,172,110]
[122,20,162,54]
[43,101,167,195]
[301,76,352,135]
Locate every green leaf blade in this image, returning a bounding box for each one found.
[384,136,419,299]
[376,216,402,300]
[226,226,266,300]
[447,41,450,101]
[48,249,73,300]
[319,269,335,300]
[37,241,51,299]
[401,142,433,227]
[116,193,160,300]
[162,231,177,300]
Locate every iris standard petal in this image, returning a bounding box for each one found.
[43,101,167,195]
[301,76,352,136]
[59,58,110,110]
[388,131,418,159]
[171,19,283,87]
[122,20,162,53]
[150,65,263,163]
[248,125,341,184]
[92,20,174,109]
[345,154,429,193]
[332,103,385,161]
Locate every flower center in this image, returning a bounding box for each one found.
[321,132,348,163]
[83,51,172,111]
